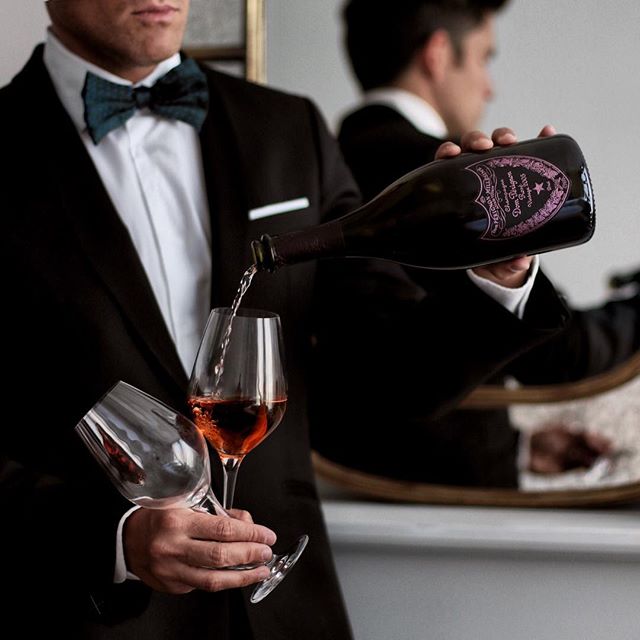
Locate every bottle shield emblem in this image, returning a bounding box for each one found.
[465,155,570,239]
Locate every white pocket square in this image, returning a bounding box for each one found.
[248,197,310,221]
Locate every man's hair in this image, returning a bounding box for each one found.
[343,0,509,91]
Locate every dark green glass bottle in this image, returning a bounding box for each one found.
[251,134,595,272]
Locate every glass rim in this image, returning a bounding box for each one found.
[209,307,280,319]
[74,380,176,431]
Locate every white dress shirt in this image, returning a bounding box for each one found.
[44,31,211,377]
[44,31,212,582]
[357,87,539,319]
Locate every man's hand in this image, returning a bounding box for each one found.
[435,125,558,288]
[124,507,277,594]
[473,256,533,289]
[528,424,612,475]
[434,125,557,160]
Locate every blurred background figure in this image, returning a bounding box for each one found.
[339,0,503,200]
[309,1,612,489]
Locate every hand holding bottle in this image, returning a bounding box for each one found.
[473,255,534,289]
[434,125,558,160]
[252,126,594,272]
[434,125,558,289]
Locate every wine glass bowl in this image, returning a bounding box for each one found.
[76,381,223,515]
[75,381,217,512]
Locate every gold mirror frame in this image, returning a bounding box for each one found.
[312,450,640,508]
[462,351,640,408]
[183,0,266,84]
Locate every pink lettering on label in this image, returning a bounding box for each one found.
[465,155,570,239]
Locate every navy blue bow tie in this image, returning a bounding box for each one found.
[82,58,209,144]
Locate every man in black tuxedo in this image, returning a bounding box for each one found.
[434,131,640,398]
[309,0,610,488]
[1,1,360,637]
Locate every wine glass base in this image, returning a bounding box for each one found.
[250,534,309,603]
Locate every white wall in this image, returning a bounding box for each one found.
[0,1,48,84]
[484,0,640,308]
[323,501,640,640]
[3,1,638,308]
[267,0,640,308]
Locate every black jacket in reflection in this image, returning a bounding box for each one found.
[309,103,640,488]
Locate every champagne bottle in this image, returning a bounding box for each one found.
[251,134,595,272]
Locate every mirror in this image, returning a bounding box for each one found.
[178,1,640,505]
[259,1,640,505]
[183,0,265,83]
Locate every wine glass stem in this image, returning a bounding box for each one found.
[197,490,229,517]
[221,456,243,509]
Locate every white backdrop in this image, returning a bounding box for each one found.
[4,0,638,307]
[266,0,640,308]
[0,2,48,83]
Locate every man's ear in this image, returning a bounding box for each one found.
[418,29,454,83]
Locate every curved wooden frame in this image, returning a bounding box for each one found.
[461,351,640,408]
[312,451,640,508]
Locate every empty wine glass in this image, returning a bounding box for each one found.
[75,380,307,603]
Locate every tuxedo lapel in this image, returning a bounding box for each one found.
[58,169,189,392]
[17,48,188,393]
[198,70,253,308]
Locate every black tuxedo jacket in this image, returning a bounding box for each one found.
[0,46,359,639]
[309,104,576,487]
[338,103,448,203]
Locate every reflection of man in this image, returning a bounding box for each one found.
[309,0,609,488]
[1,0,358,637]
[339,0,503,201]
[437,128,640,416]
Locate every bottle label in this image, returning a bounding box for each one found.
[466,155,570,239]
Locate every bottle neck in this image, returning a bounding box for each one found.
[252,220,345,272]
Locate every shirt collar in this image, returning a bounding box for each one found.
[43,29,182,134]
[360,88,448,139]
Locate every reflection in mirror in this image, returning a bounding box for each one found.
[184,1,640,506]
[313,353,640,507]
[513,378,640,493]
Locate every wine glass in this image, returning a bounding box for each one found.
[75,380,307,603]
[188,307,287,508]
[187,307,309,594]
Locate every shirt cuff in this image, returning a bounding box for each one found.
[517,429,532,473]
[114,505,142,583]
[466,256,540,320]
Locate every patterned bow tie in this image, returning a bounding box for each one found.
[82,58,209,144]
